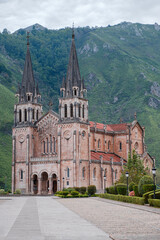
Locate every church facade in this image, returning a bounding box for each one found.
[12,31,154,194]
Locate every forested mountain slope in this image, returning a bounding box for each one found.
[1,22,160,188]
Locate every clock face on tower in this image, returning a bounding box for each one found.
[63,130,71,140]
[18,134,25,143]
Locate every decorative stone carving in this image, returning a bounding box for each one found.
[18,134,25,143]
[63,130,71,140]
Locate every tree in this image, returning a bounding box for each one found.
[119,150,149,184]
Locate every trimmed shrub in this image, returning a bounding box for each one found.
[66,188,74,193]
[148,199,160,208]
[61,191,69,196]
[138,175,153,196]
[14,189,21,194]
[105,187,109,193]
[0,189,5,195]
[74,187,80,193]
[116,184,127,195]
[108,186,117,195]
[143,190,160,204]
[143,184,154,194]
[80,187,86,194]
[88,185,96,195]
[129,182,135,191]
[133,185,139,196]
[71,190,79,197]
[100,193,144,205]
[149,191,160,199]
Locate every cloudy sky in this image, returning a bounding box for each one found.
[0,0,160,32]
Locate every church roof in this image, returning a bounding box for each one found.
[89,121,128,132]
[91,151,126,164]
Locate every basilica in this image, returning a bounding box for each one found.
[12,31,154,194]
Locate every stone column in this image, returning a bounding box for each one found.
[73,130,76,187]
[48,177,52,194]
[78,131,81,187]
[88,133,91,186]
[12,136,16,193]
[58,131,61,189]
[26,134,30,193]
[31,177,34,194]
[38,177,41,195]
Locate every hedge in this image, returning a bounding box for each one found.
[143,190,160,204]
[149,191,160,199]
[88,185,96,195]
[148,199,160,208]
[79,187,86,194]
[138,175,153,196]
[108,186,117,195]
[100,193,144,205]
[143,184,154,194]
[129,182,135,192]
[71,190,79,197]
[116,184,127,195]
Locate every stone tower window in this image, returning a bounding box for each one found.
[93,168,96,179]
[64,104,67,118]
[32,109,35,119]
[28,95,30,101]
[119,142,122,151]
[74,89,77,96]
[46,138,49,153]
[67,167,70,178]
[79,104,81,117]
[82,167,85,179]
[108,141,111,151]
[20,170,23,180]
[36,110,39,120]
[50,135,52,153]
[115,169,117,180]
[98,139,101,149]
[82,104,85,118]
[135,142,138,150]
[24,109,27,122]
[19,109,22,122]
[70,103,73,117]
[53,137,56,152]
[43,141,45,153]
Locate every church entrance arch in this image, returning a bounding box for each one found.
[41,172,48,194]
[33,174,38,194]
[52,173,57,193]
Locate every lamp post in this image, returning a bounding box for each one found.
[62,177,65,190]
[104,172,106,193]
[152,167,156,199]
[125,171,129,196]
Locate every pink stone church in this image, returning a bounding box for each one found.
[12,31,154,194]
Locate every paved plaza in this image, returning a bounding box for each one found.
[0,196,160,240]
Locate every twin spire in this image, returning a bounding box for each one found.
[16,32,40,103]
[61,26,86,98]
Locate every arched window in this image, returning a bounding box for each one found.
[98,139,101,149]
[74,89,77,96]
[82,167,85,179]
[32,109,35,120]
[93,168,96,179]
[64,104,67,118]
[82,105,85,118]
[108,141,111,151]
[53,137,56,152]
[24,109,27,121]
[50,135,52,153]
[70,103,73,117]
[46,138,49,153]
[119,142,122,151]
[67,167,70,178]
[115,169,117,180]
[134,142,138,150]
[36,110,39,120]
[20,170,23,180]
[79,104,81,117]
[43,141,45,153]
[19,109,22,122]
[28,95,30,101]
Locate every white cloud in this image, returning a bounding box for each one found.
[0,0,160,32]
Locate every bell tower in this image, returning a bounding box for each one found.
[59,28,88,123]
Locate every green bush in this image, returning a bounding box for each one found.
[99,193,144,205]
[79,193,88,198]
[148,199,160,208]
[116,184,127,195]
[88,185,96,195]
[149,191,160,199]
[143,190,160,204]
[143,184,154,194]
[138,175,153,196]
[14,189,21,194]
[105,187,109,193]
[133,185,139,196]
[129,182,135,191]
[74,187,80,193]
[108,186,117,195]
[71,190,79,197]
[66,187,74,193]
[79,187,86,194]
[0,189,5,195]
[61,191,69,196]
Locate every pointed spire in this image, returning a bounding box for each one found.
[61,76,65,89]
[134,112,137,120]
[65,25,81,96]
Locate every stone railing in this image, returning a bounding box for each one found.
[31,156,58,162]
